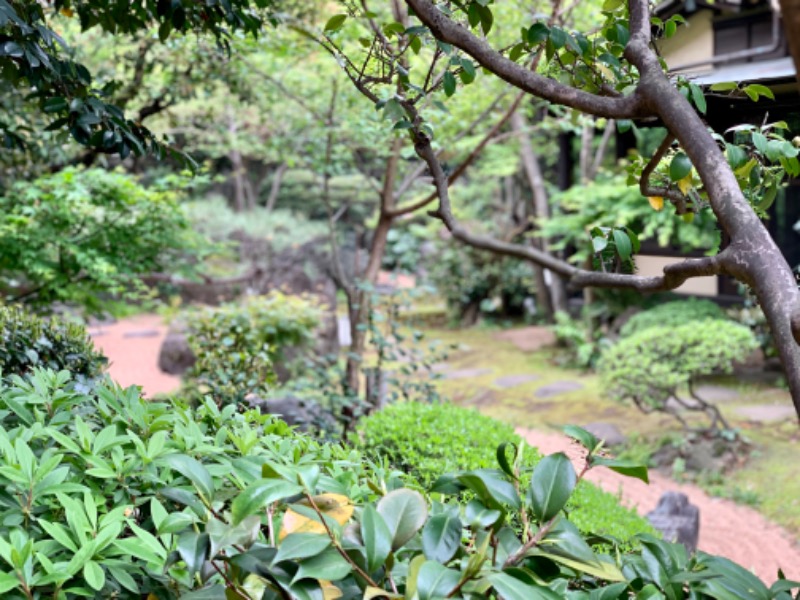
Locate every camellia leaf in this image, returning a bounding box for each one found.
[488,572,561,600]
[377,489,428,550]
[457,469,520,510]
[529,453,576,522]
[443,71,457,97]
[590,456,649,483]
[421,513,462,563]
[415,561,461,600]
[612,228,633,262]
[361,505,392,573]
[291,547,351,583]
[669,152,692,182]
[177,531,209,576]
[496,442,518,479]
[273,533,331,564]
[562,425,600,453]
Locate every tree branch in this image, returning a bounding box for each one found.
[405,0,653,119]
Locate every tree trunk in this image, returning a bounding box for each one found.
[266,162,288,213]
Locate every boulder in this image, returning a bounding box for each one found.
[582,422,626,446]
[247,394,332,431]
[158,323,196,375]
[646,492,700,553]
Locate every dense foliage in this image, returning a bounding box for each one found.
[619,299,729,338]
[0,167,198,313]
[0,306,106,384]
[184,292,322,405]
[357,401,656,541]
[599,320,758,430]
[1,369,793,599]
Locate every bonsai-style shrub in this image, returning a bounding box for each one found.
[0,306,106,385]
[599,320,758,431]
[357,401,655,541]
[184,292,321,405]
[619,298,729,338]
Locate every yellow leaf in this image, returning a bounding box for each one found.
[648,196,664,211]
[278,509,327,540]
[597,64,616,82]
[278,494,354,540]
[320,580,343,600]
[60,8,75,17]
[677,172,693,194]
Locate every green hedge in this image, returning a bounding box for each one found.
[619,298,728,338]
[357,401,656,541]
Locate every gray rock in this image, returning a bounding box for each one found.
[646,492,700,553]
[534,380,584,398]
[582,422,626,446]
[158,326,196,375]
[443,368,493,380]
[247,394,329,431]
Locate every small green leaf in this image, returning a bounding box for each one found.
[231,478,303,525]
[489,572,561,599]
[273,533,330,564]
[563,425,600,453]
[496,442,517,479]
[612,229,633,262]
[83,561,105,592]
[529,453,576,522]
[377,489,428,550]
[527,23,549,44]
[443,71,457,97]
[416,561,461,600]
[591,456,649,483]
[361,505,392,573]
[324,14,347,32]
[291,547,351,583]
[161,454,215,501]
[710,81,738,92]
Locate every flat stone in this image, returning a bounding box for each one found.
[466,389,497,407]
[582,422,626,446]
[443,368,493,380]
[735,404,797,422]
[494,327,557,352]
[493,374,540,389]
[534,380,584,398]
[122,329,160,338]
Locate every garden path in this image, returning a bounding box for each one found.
[89,315,800,582]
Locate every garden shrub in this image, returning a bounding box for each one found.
[0,305,106,384]
[550,311,613,369]
[600,320,758,431]
[0,368,790,599]
[0,167,200,313]
[357,401,656,541]
[184,292,322,405]
[619,298,728,338]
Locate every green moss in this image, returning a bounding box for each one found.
[358,401,656,541]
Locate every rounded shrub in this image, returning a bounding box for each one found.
[600,319,758,430]
[357,401,656,541]
[619,298,728,338]
[0,305,106,383]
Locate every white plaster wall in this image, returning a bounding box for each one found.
[636,255,719,296]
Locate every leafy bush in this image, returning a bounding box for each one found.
[600,320,758,431]
[357,402,655,541]
[426,241,535,323]
[0,306,106,384]
[0,370,791,599]
[0,167,200,313]
[184,292,322,406]
[619,298,729,338]
[550,311,613,370]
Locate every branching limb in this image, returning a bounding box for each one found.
[638,132,690,214]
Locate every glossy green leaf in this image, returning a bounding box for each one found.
[324,14,347,32]
[231,478,302,525]
[161,454,214,500]
[489,572,561,599]
[458,469,520,510]
[496,442,517,479]
[361,505,392,573]
[529,453,576,521]
[291,547,351,583]
[612,229,633,262]
[443,71,457,97]
[591,456,649,483]
[563,425,600,453]
[177,531,209,575]
[83,561,105,592]
[377,489,428,550]
[273,533,330,564]
[416,561,461,600]
[422,513,462,563]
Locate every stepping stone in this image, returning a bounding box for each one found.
[494,327,556,352]
[735,404,797,422]
[442,368,493,380]
[123,329,160,338]
[493,374,540,389]
[534,380,584,398]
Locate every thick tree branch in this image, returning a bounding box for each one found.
[405,0,654,119]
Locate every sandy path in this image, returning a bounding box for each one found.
[89,316,800,582]
[521,428,800,581]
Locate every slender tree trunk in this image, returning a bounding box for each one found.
[266,162,288,213]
